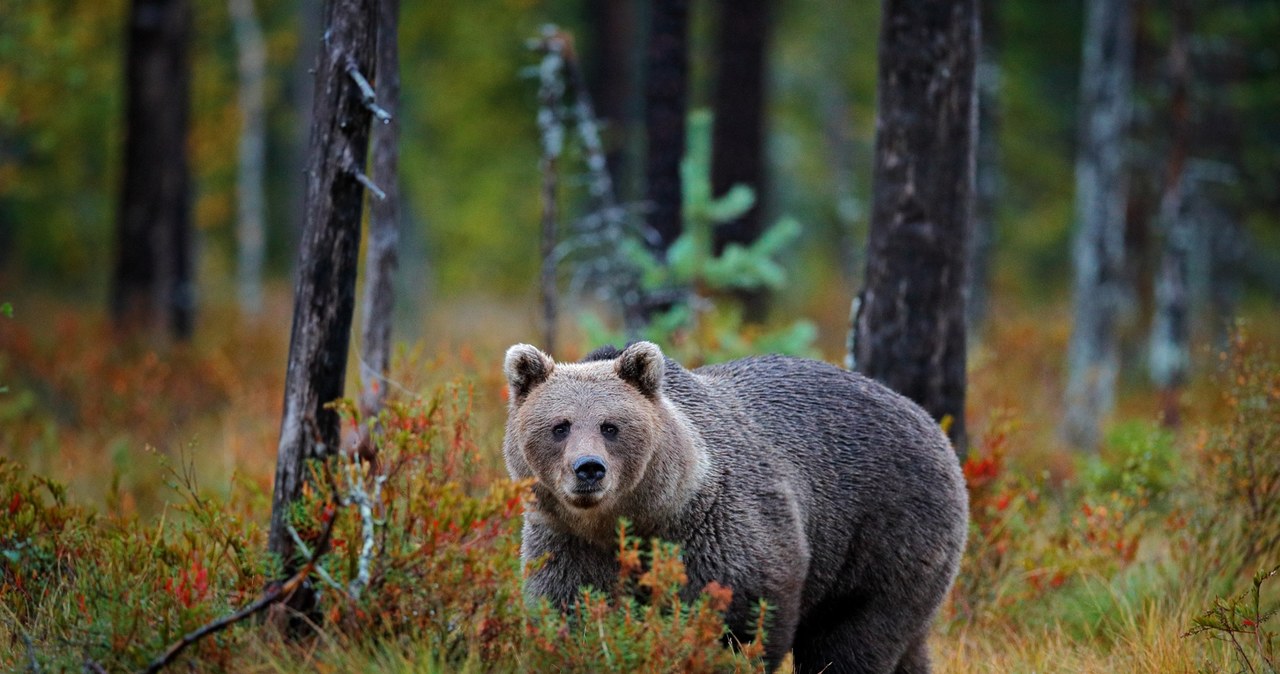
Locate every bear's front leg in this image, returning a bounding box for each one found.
[521,515,619,610]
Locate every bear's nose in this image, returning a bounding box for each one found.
[572,456,607,486]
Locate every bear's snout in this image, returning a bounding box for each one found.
[571,455,607,488]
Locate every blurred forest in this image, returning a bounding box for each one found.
[2,0,1275,338]
[2,0,1280,671]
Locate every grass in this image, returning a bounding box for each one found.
[1,287,1277,672]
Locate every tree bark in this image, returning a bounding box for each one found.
[849,0,977,458]
[710,0,770,323]
[230,0,266,316]
[1063,0,1134,451]
[644,0,690,256]
[268,0,378,562]
[112,0,193,339]
[357,0,400,444]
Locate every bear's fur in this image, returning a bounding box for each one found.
[502,341,968,673]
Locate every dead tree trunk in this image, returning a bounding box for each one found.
[1063,0,1134,451]
[230,0,266,315]
[849,0,978,458]
[112,0,193,339]
[644,0,690,257]
[710,0,770,322]
[357,0,400,453]
[268,0,379,563]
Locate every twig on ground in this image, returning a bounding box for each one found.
[141,501,339,674]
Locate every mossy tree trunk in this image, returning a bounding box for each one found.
[849,0,978,459]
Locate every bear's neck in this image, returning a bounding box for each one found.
[621,396,710,537]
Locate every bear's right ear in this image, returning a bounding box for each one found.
[504,344,555,405]
[616,341,665,399]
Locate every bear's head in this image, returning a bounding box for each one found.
[502,341,702,531]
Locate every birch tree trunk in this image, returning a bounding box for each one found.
[268,0,378,563]
[357,0,400,452]
[849,0,978,458]
[229,0,266,315]
[113,0,193,339]
[1063,0,1134,451]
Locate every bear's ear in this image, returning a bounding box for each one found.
[615,341,665,399]
[504,344,555,405]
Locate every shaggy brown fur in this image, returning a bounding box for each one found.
[503,342,968,673]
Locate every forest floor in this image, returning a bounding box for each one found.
[0,287,1277,672]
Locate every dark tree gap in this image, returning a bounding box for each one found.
[850,0,978,459]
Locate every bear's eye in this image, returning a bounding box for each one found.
[600,422,619,440]
[551,421,571,440]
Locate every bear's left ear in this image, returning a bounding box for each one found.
[616,341,665,399]
[504,344,555,405]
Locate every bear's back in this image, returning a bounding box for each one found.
[679,355,967,611]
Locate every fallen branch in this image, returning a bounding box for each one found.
[142,502,339,674]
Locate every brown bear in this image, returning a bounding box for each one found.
[502,341,968,673]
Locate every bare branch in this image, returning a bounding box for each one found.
[344,56,391,123]
[143,502,339,674]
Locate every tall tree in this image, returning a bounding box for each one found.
[229,0,267,315]
[1148,0,1191,426]
[967,0,1001,333]
[848,0,978,458]
[112,0,193,339]
[710,0,770,322]
[268,0,379,563]
[1063,0,1134,451]
[586,0,640,199]
[644,0,690,257]
[357,0,400,453]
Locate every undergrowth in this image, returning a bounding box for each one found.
[1,298,1277,672]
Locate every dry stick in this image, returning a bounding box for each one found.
[142,504,339,674]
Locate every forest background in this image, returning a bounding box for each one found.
[1,0,1279,672]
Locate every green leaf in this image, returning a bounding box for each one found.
[0,302,11,318]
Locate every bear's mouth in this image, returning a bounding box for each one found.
[566,487,605,509]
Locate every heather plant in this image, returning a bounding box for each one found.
[1176,328,1280,590]
[1185,565,1279,674]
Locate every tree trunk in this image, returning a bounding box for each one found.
[230,0,266,316]
[112,0,193,339]
[586,0,639,199]
[644,0,690,256]
[357,0,400,450]
[1148,0,1191,427]
[967,0,1001,334]
[268,0,378,563]
[710,0,770,322]
[1063,0,1134,451]
[849,0,978,458]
